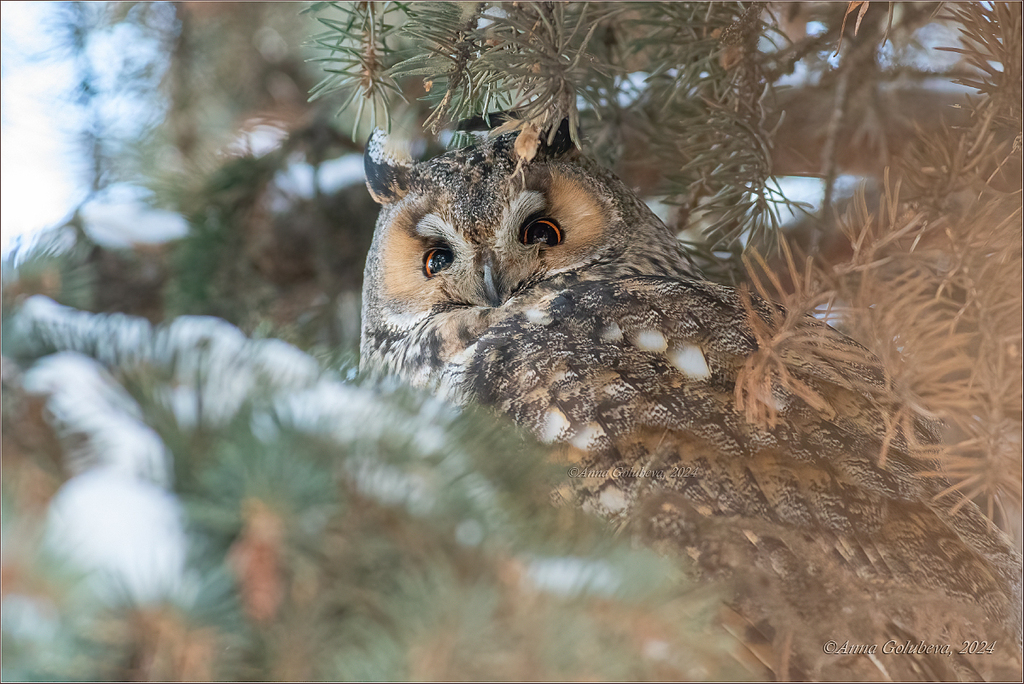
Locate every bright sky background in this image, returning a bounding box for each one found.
[2,2,192,256]
[1,2,89,256]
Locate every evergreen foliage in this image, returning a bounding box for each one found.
[2,2,1021,681]
[4,297,744,680]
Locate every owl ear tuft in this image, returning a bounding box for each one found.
[513,118,577,164]
[364,129,414,204]
[539,118,575,158]
[456,111,516,132]
[458,112,578,160]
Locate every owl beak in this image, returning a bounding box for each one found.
[481,260,505,308]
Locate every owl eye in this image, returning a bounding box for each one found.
[521,217,563,246]
[423,247,454,278]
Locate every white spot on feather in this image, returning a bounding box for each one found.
[525,308,551,326]
[635,329,667,352]
[600,322,623,342]
[570,423,605,450]
[668,344,711,379]
[539,407,570,443]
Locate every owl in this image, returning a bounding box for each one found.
[359,120,1022,680]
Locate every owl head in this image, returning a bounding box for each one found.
[360,121,693,378]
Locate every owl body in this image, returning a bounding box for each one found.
[360,124,1022,679]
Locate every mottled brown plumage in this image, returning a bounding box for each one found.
[360,123,1022,680]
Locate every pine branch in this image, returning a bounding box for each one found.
[307,2,410,137]
[308,2,794,268]
[3,296,750,680]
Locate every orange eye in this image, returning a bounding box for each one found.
[423,247,454,278]
[521,218,563,246]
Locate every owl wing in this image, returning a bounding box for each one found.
[462,274,1022,679]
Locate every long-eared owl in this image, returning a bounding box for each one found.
[359,120,1022,680]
